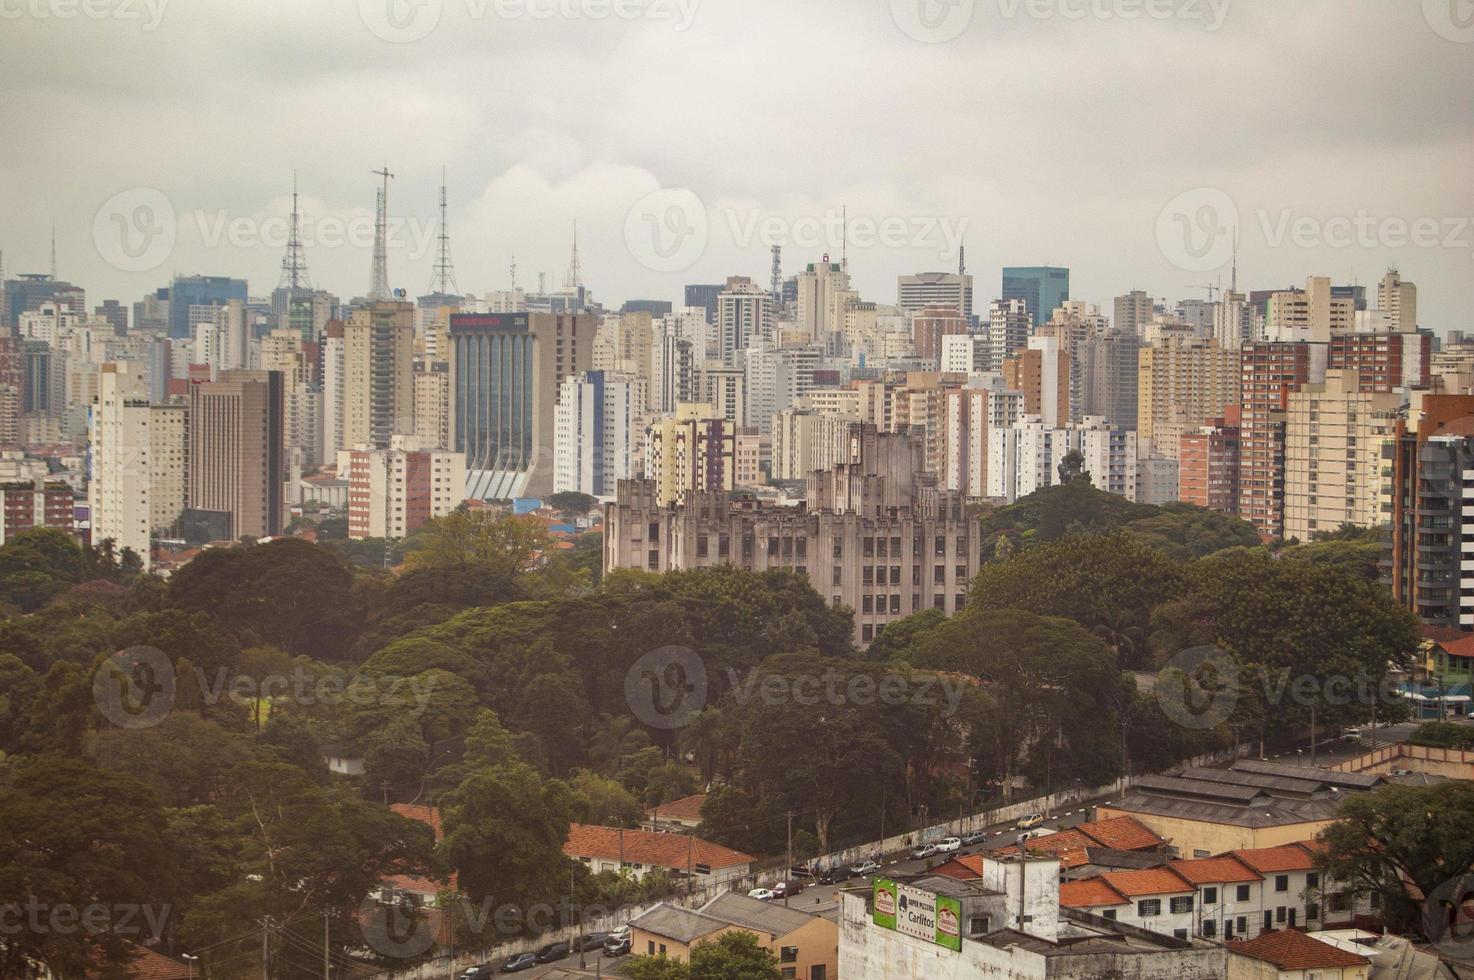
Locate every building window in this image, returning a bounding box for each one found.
[934,565,944,584]
[935,536,946,556]
[890,595,901,614]
[1203,887,1217,905]
[1173,929,1188,940]
[890,566,900,585]
[833,541,842,558]
[648,941,655,954]
[1306,872,1319,888]
[863,567,874,586]
[877,537,888,558]
[780,947,798,963]
[862,624,873,641]
[832,567,842,586]
[1102,909,1117,920]
[933,595,945,610]
[1275,875,1289,892]
[1276,906,1287,924]
[1170,896,1193,914]
[696,536,708,558]
[1236,884,1250,902]
[863,536,874,557]
[1138,899,1161,917]
[1307,903,1320,921]
[1203,919,1216,938]
[862,596,873,614]
[969,915,991,935]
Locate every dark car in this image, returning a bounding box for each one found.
[534,941,570,963]
[817,868,840,885]
[502,952,536,972]
[458,967,495,980]
[772,880,805,899]
[790,863,818,879]
[603,937,632,957]
[572,931,609,951]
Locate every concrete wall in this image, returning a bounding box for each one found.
[1331,742,1474,780]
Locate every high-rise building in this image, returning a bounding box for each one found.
[554,370,647,497]
[683,284,724,323]
[910,305,969,364]
[187,369,285,540]
[649,319,696,415]
[346,435,465,540]
[3,274,85,332]
[985,298,1031,371]
[795,258,851,347]
[1081,330,1141,430]
[607,425,980,645]
[1264,277,1355,343]
[1136,337,1241,459]
[1179,409,1241,514]
[1113,290,1154,338]
[1001,266,1069,329]
[343,301,415,450]
[942,380,1022,499]
[697,364,747,429]
[716,276,771,366]
[643,403,735,506]
[898,272,974,320]
[1385,395,1474,627]
[1375,268,1417,333]
[168,275,248,340]
[88,362,186,568]
[413,362,451,450]
[989,415,1135,503]
[1282,369,1400,542]
[0,478,74,544]
[770,407,859,481]
[1002,335,1068,427]
[1239,342,1321,538]
[939,334,988,376]
[1327,331,1429,392]
[450,310,592,500]
[321,320,346,461]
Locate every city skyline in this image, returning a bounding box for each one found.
[2,0,1471,328]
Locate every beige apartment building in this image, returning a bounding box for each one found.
[1282,369,1400,542]
[188,370,285,539]
[771,406,858,480]
[607,425,980,646]
[343,300,415,450]
[412,362,450,450]
[1137,337,1241,459]
[643,403,736,506]
[1265,276,1356,343]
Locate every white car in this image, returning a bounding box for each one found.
[911,842,938,859]
[849,860,881,876]
[935,837,962,853]
[747,888,776,901]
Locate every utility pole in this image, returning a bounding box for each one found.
[1310,704,1317,767]
[785,811,793,907]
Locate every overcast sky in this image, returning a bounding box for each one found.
[2,0,1471,329]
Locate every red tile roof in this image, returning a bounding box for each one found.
[931,854,985,880]
[391,803,444,839]
[1059,879,1129,908]
[1230,844,1317,873]
[1098,867,1195,897]
[1168,855,1262,885]
[87,942,192,980]
[1077,815,1166,851]
[564,823,754,871]
[648,793,707,822]
[1230,929,1370,970]
[1023,829,1096,868]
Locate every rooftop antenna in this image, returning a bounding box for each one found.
[278,171,311,291]
[509,254,518,293]
[1229,227,1239,295]
[959,240,966,277]
[538,271,547,295]
[565,221,582,290]
[430,167,460,296]
[369,164,395,301]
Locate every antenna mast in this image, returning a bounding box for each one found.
[278,171,311,290]
[565,221,582,290]
[369,164,394,301]
[430,167,460,296]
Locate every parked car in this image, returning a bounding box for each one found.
[1343,727,1364,740]
[533,941,569,963]
[790,863,818,879]
[458,966,495,980]
[502,952,537,972]
[747,887,776,900]
[911,842,938,859]
[960,830,988,846]
[850,859,881,876]
[603,937,631,957]
[935,837,962,853]
[817,868,841,885]
[607,925,630,943]
[572,931,609,951]
[1016,813,1046,830]
[772,880,805,899]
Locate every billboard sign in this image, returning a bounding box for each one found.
[873,878,961,952]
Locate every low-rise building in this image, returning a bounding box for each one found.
[563,823,753,886]
[1229,927,1370,979]
[630,892,837,979]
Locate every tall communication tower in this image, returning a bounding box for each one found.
[369,164,394,301]
[565,220,582,290]
[429,168,460,296]
[278,171,311,290]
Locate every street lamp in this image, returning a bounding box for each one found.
[181,953,198,980]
